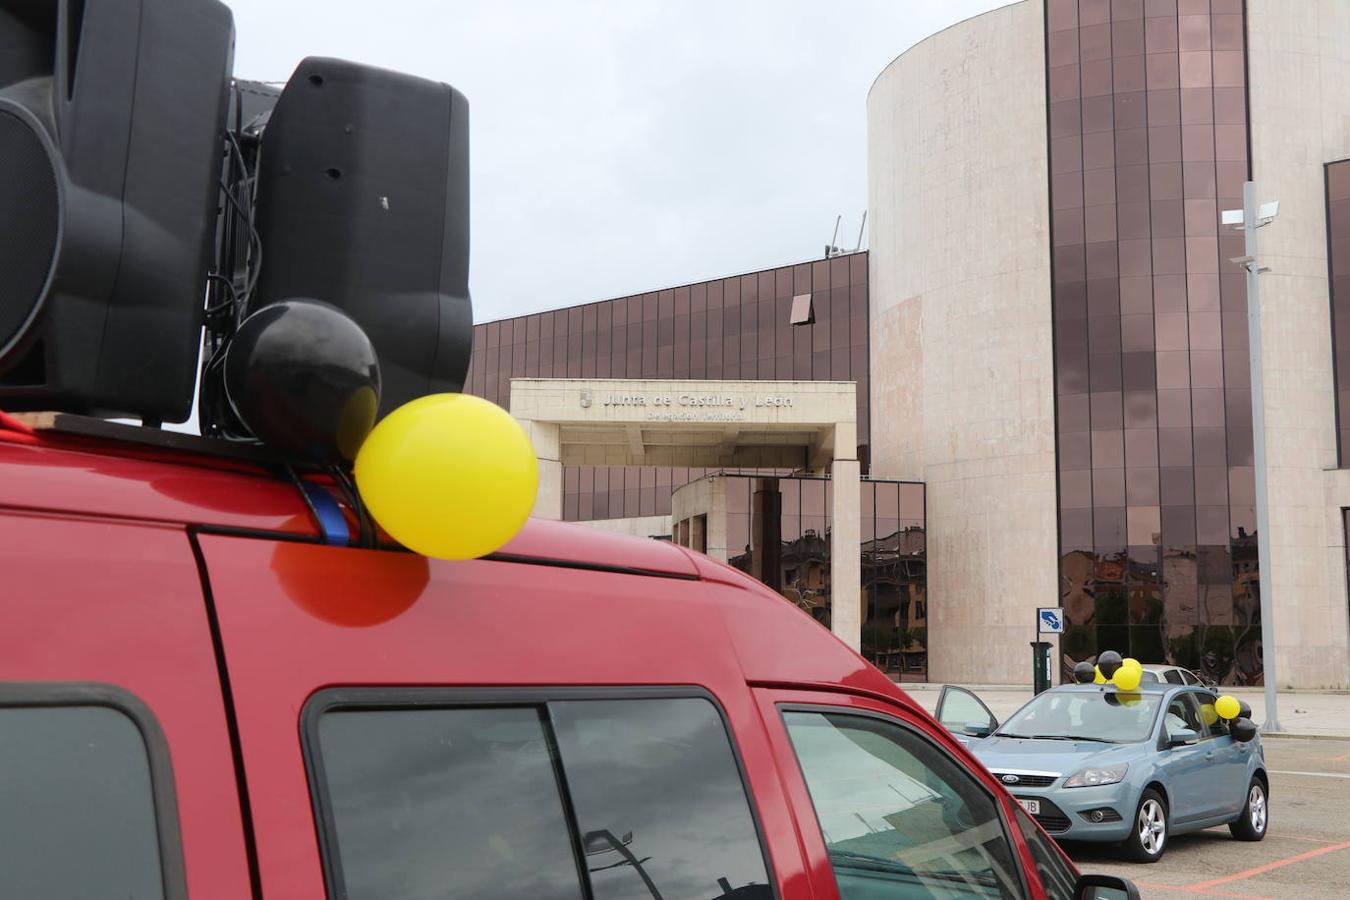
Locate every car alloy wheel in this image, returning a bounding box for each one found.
[1123,789,1169,862]
[1230,777,1269,841]
[1138,798,1166,856]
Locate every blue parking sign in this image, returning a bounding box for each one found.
[1037,607,1064,635]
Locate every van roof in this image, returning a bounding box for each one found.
[0,424,919,711]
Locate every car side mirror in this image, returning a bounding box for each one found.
[1076,873,1142,899]
[963,722,993,738]
[1167,727,1199,747]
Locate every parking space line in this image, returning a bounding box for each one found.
[1135,881,1270,899]
[1184,841,1350,892]
[1269,769,1350,780]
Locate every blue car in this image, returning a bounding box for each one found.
[935,682,1269,863]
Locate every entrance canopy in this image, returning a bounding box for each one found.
[509,378,863,650]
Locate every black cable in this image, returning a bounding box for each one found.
[330,465,375,549]
[284,465,326,539]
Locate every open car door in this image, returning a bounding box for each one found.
[934,685,999,747]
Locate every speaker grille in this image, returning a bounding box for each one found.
[0,110,59,353]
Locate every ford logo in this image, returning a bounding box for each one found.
[1001,774,1019,784]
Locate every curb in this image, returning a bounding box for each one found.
[1259,731,1350,742]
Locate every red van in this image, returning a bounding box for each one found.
[0,419,1138,900]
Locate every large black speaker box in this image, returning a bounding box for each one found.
[253,58,473,418]
[0,0,234,421]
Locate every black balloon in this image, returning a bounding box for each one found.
[1097,650,1123,679]
[1230,717,1258,743]
[225,299,381,462]
[1238,700,1253,720]
[1073,661,1097,684]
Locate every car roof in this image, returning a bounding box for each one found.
[1051,682,1175,695]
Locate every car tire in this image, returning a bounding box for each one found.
[1229,776,1269,842]
[1122,788,1169,863]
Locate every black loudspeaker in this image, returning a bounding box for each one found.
[253,57,473,418]
[0,0,234,422]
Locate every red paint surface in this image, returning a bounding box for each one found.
[4,435,1075,897]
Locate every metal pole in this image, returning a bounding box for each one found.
[1243,180,1282,732]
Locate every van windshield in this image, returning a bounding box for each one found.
[997,691,1161,743]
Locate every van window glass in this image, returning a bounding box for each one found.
[0,706,165,898]
[1011,804,1076,900]
[317,707,586,900]
[784,710,1024,900]
[550,698,773,900]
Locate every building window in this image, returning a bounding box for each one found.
[790,292,815,325]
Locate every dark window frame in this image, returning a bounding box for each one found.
[302,686,780,900]
[0,682,188,899]
[776,703,1031,900]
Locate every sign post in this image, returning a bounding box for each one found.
[1033,608,1064,695]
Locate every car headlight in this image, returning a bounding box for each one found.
[1064,763,1128,788]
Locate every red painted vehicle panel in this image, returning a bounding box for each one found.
[0,427,1096,900]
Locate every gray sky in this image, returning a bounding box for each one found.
[225,0,1011,324]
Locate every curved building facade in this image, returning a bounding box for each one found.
[868,1,1058,685]
[869,0,1350,688]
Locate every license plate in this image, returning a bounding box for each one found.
[1017,798,1040,816]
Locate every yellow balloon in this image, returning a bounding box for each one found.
[1215,695,1242,720]
[1122,657,1142,672]
[1093,666,1107,684]
[355,394,539,560]
[1112,665,1142,691]
[1115,692,1143,707]
[1201,703,1219,726]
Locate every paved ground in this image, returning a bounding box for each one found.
[904,688,1350,899]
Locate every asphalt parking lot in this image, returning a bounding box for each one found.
[1063,737,1350,900]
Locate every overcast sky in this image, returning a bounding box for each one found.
[224,0,1011,324]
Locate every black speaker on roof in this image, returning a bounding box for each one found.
[252,57,473,418]
[0,0,234,422]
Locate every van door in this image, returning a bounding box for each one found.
[195,533,809,898]
[0,513,254,898]
[754,687,1046,900]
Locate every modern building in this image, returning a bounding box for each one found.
[470,0,1350,689]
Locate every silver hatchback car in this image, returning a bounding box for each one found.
[936,683,1268,862]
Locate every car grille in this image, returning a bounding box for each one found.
[1020,796,1071,834]
[993,772,1057,788]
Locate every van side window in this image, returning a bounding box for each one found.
[0,703,172,899]
[315,707,587,900]
[1011,803,1077,900]
[550,698,772,899]
[307,691,774,900]
[783,709,1025,900]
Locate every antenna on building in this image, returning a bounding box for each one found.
[826,213,867,258]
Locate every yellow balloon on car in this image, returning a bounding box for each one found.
[1201,703,1219,726]
[1094,666,1107,684]
[1112,665,1142,691]
[1122,657,1141,672]
[354,393,539,560]
[1215,695,1242,720]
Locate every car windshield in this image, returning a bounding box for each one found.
[996,691,1162,743]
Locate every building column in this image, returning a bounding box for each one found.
[522,420,563,521]
[831,422,862,652]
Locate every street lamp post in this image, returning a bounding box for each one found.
[1223,181,1282,732]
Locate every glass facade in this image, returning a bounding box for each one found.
[1328,159,1350,463]
[672,475,927,680]
[1045,0,1262,684]
[466,253,870,521]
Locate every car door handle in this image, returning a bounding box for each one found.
[1205,751,1216,761]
